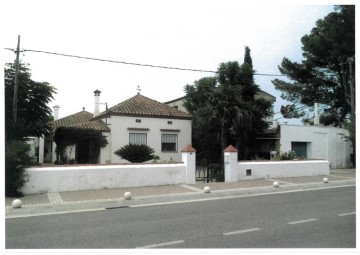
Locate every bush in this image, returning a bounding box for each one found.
[275,150,296,160]
[114,144,155,163]
[5,140,34,197]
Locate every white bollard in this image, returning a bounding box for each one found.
[12,199,22,209]
[273,182,280,188]
[204,186,211,193]
[323,177,329,184]
[124,192,132,200]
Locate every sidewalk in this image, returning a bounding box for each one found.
[5,168,356,218]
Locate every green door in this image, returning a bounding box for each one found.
[291,142,307,159]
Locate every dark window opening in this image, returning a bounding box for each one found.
[161,134,178,152]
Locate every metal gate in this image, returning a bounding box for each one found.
[196,151,224,183]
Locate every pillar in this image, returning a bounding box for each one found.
[38,137,45,164]
[181,144,196,184]
[224,145,238,182]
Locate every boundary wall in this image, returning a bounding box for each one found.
[237,160,329,180]
[23,164,186,194]
[223,145,329,182]
[23,147,196,194]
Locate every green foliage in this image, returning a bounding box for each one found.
[184,46,273,160]
[53,127,108,164]
[281,104,305,119]
[274,150,297,160]
[272,5,355,126]
[5,140,34,197]
[115,144,155,163]
[5,61,57,140]
[152,154,160,163]
[4,61,56,196]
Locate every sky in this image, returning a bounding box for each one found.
[1,0,345,125]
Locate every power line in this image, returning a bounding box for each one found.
[4,47,285,76]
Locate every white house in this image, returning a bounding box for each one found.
[92,91,192,163]
[279,124,353,169]
[39,91,192,164]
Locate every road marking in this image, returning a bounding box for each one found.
[136,240,184,248]
[338,212,356,217]
[179,184,203,192]
[223,228,260,236]
[288,219,317,225]
[132,184,355,209]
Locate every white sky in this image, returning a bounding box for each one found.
[1,0,346,124]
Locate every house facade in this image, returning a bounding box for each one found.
[38,91,192,164]
[279,125,352,169]
[92,92,192,163]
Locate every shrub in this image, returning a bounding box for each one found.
[5,140,34,197]
[114,144,155,163]
[275,150,296,160]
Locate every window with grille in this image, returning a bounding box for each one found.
[129,133,147,145]
[161,134,178,152]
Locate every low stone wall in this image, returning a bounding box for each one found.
[22,163,187,194]
[237,160,330,180]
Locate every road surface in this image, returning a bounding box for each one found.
[6,186,356,248]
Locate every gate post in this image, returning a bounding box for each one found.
[224,145,238,182]
[181,144,196,184]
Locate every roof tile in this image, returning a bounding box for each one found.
[93,94,192,120]
[50,111,109,132]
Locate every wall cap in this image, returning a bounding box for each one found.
[181,144,196,153]
[224,145,238,152]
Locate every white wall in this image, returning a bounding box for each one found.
[23,163,187,194]
[237,160,329,180]
[280,125,352,168]
[102,115,192,163]
[165,99,188,113]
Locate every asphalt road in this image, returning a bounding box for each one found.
[6,186,356,249]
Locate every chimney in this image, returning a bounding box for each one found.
[94,90,101,117]
[53,105,60,120]
[314,102,320,126]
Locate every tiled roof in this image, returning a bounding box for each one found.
[93,94,192,120]
[72,120,110,132]
[50,110,110,132]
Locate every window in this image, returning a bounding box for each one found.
[129,133,147,145]
[167,121,172,125]
[136,119,141,123]
[291,142,307,159]
[161,134,178,152]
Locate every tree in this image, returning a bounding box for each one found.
[5,61,56,196]
[272,5,355,126]
[184,47,273,160]
[5,61,57,140]
[272,5,355,166]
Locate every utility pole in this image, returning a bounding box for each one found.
[12,35,20,122]
[348,57,355,121]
